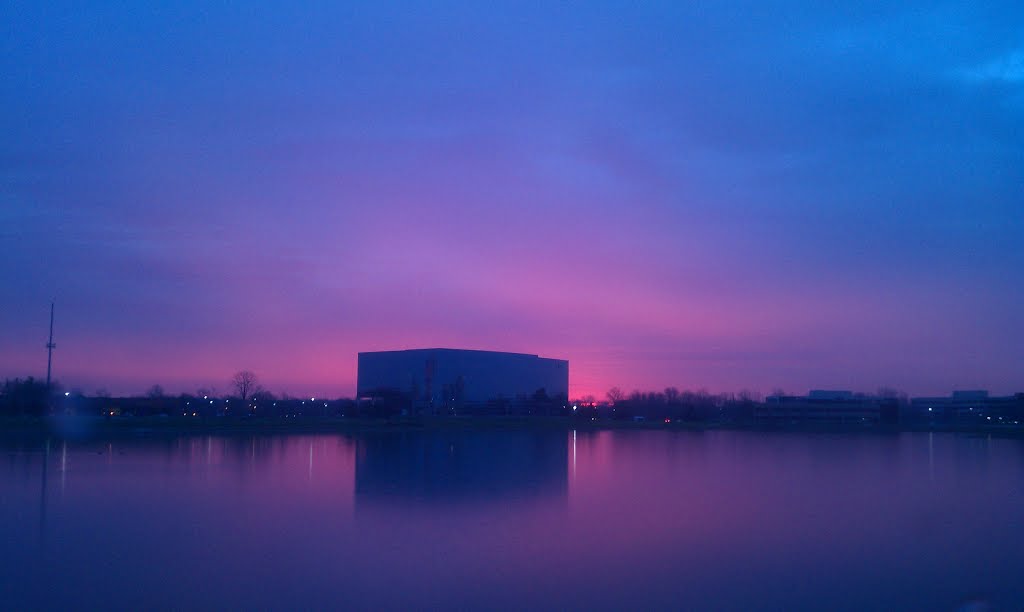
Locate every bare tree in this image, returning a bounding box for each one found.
[737,389,762,403]
[606,387,624,404]
[146,384,165,398]
[231,371,259,401]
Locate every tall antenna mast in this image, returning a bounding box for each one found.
[46,300,56,389]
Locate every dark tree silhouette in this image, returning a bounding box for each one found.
[1,377,52,416]
[146,384,165,398]
[738,389,762,403]
[231,371,259,401]
[253,389,276,402]
[606,387,624,404]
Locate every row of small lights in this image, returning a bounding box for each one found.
[64,391,333,416]
[179,396,332,416]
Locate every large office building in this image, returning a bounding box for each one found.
[906,390,1024,425]
[756,390,899,425]
[357,348,569,414]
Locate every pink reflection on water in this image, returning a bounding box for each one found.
[2,431,1024,609]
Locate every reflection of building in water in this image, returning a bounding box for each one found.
[357,348,568,415]
[354,431,568,504]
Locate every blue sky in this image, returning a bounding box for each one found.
[2,1,1022,397]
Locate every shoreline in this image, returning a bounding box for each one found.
[2,415,1023,439]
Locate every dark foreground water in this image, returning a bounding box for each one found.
[2,429,1024,610]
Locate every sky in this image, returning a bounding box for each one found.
[2,1,1022,399]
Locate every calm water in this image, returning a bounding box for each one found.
[2,429,1024,610]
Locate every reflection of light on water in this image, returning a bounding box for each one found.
[309,443,314,483]
[60,441,67,495]
[928,432,934,482]
[40,439,49,542]
[572,430,577,479]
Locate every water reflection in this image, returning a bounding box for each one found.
[354,430,568,506]
[38,439,48,542]
[3,430,1024,610]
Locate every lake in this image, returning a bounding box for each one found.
[2,429,1023,610]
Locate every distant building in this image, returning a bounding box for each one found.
[951,390,990,400]
[907,391,1024,425]
[808,390,854,401]
[356,348,569,415]
[757,391,899,425]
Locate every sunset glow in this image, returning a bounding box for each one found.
[2,2,1021,398]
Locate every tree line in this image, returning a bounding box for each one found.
[0,370,289,417]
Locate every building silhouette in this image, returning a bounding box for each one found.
[357,348,568,415]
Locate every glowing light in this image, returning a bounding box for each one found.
[64,392,70,396]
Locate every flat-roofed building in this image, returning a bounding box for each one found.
[808,390,854,401]
[907,391,1024,425]
[357,348,568,415]
[757,391,899,425]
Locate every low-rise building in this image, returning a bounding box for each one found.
[906,391,1024,425]
[357,348,569,415]
[757,391,899,425]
